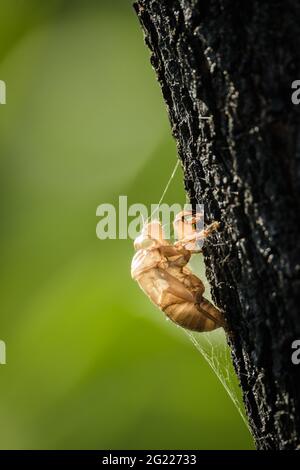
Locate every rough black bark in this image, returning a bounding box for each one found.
[134,0,300,450]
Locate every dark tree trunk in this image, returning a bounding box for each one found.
[134,0,300,450]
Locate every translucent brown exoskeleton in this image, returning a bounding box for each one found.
[131,211,225,332]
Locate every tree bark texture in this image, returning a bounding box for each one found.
[134,0,300,450]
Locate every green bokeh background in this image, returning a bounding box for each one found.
[0,0,254,449]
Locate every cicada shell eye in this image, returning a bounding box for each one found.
[134,234,155,251]
[134,220,165,251]
[141,237,157,249]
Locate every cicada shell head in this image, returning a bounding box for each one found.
[134,220,167,251]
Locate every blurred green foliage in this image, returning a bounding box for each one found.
[0,0,254,449]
